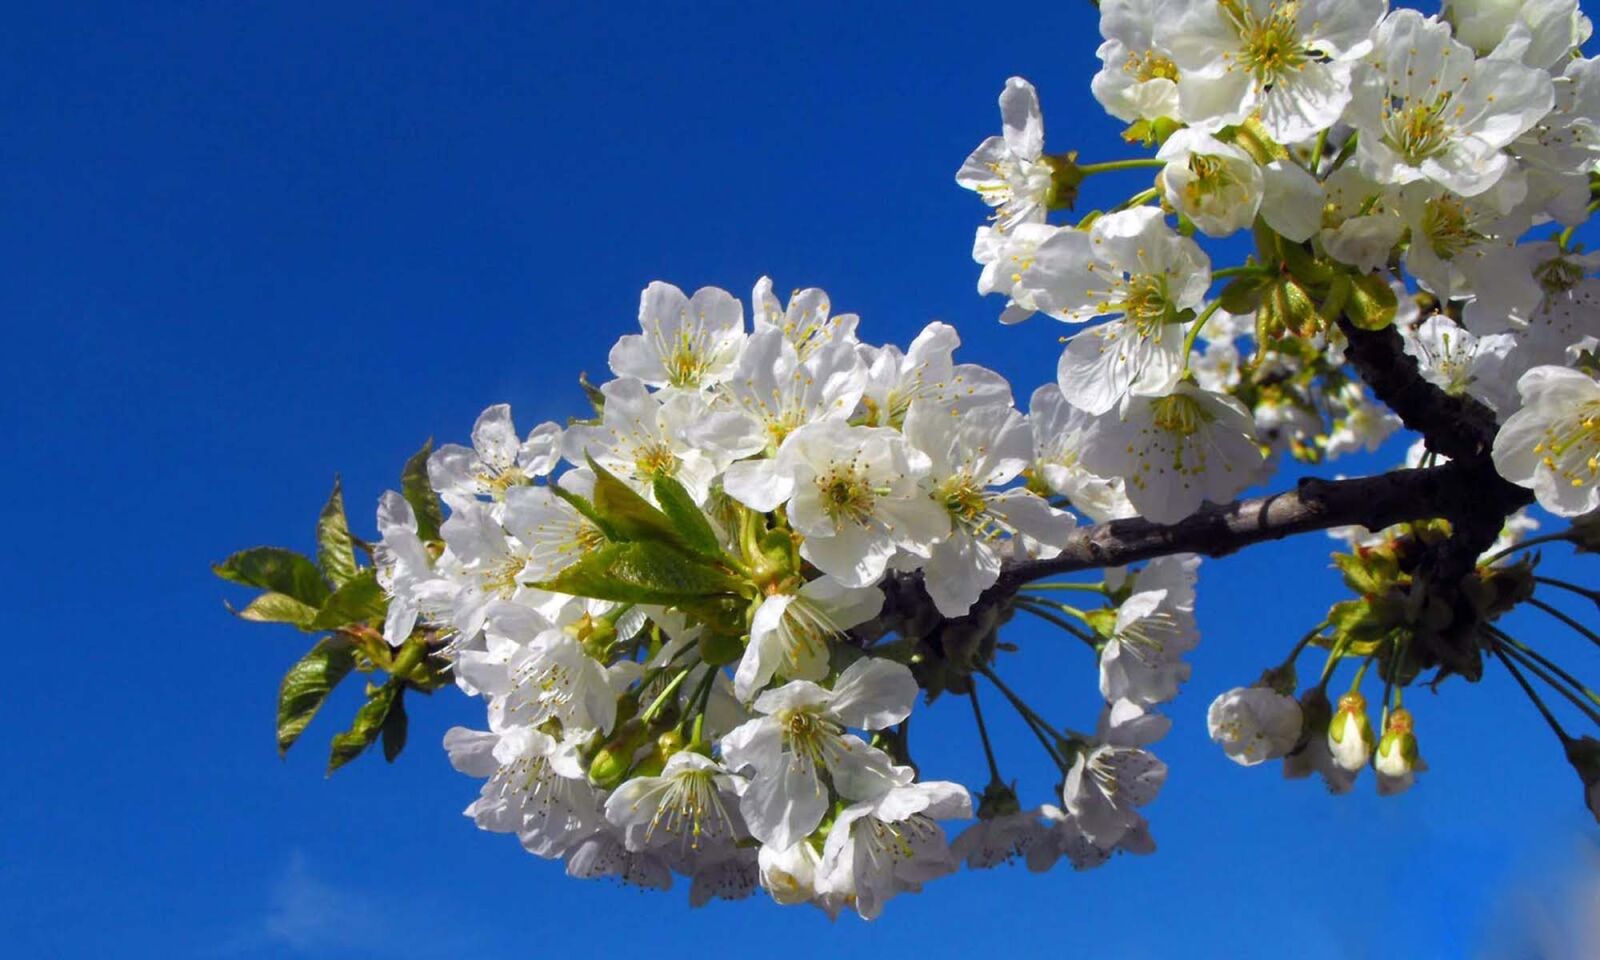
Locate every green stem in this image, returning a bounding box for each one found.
[1077,157,1166,175]
[1311,128,1329,178]
[1528,598,1600,649]
[1015,599,1100,648]
[1493,646,1571,741]
[679,664,720,738]
[1478,532,1571,566]
[1181,300,1225,369]
[1536,576,1600,604]
[1020,581,1107,594]
[1498,642,1600,726]
[978,665,1077,745]
[1329,131,1359,172]
[639,667,692,725]
[1489,627,1600,712]
[968,688,1004,784]
[1111,186,1161,213]
[1210,265,1263,282]
[1558,199,1600,249]
[1279,621,1329,671]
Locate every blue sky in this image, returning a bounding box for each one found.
[5,2,1598,957]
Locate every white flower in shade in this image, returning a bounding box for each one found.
[1327,691,1376,773]
[902,401,1076,617]
[719,658,917,849]
[1318,166,1405,273]
[1325,382,1403,459]
[1091,0,1182,123]
[608,281,745,390]
[1208,686,1304,766]
[1374,708,1426,796]
[701,326,866,458]
[1349,9,1554,199]
[751,276,860,359]
[1398,182,1532,305]
[1078,381,1263,524]
[1511,56,1600,225]
[1466,244,1600,366]
[1191,337,1242,393]
[501,471,607,584]
[973,222,1071,325]
[1022,206,1211,327]
[818,778,971,920]
[1446,0,1593,68]
[1157,0,1384,144]
[1056,316,1187,418]
[723,421,948,587]
[687,848,759,907]
[1492,365,1600,516]
[1062,742,1167,849]
[734,575,884,702]
[561,377,740,503]
[1157,129,1263,237]
[1098,585,1200,707]
[1027,384,1137,523]
[604,751,747,858]
[428,404,562,503]
[956,77,1055,233]
[444,725,603,858]
[432,499,541,638]
[375,491,434,645]
[857,321,1012,426]
[563,829,673,891]
[1284,691,1359,794]
[497,625,622,734]
[1026,805,1126,872]
[1400,314,1522,415]
[951,809,1051,869]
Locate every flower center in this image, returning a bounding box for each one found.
[1383,94,1453,165]
[1123,49,1179,83]
[1534,399,1600,488]
[648,769,733,850]
[1224,0,1308,85]
[1121,275,1172,336]
[633,442,679,479]
[1536,256,1586,295]
[817,466,876,526]
[1151,392,1214,436]
[1419,195,1484,260]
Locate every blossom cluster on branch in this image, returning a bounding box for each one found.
[214,0,1600,920]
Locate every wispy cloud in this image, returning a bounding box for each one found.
[1477,837,1600,959]
[212,850,478,960]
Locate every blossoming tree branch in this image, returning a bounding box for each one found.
[216,0,1600,918]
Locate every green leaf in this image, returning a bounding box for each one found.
[231,592,320,630]
[548,482,618,541]
[277,637,356,756]
[1343,273,1398,331]
[327,681,400,775]
[1218,275,1267,315]
[310,570,387,630]
[316,475,359,588]
[533,540,743,604]
[652,474,722,559]
[213,547,331,607]
[578,371,606,416]
[382,688,408,762]
[587,455,684,547]
[401,440,444,542]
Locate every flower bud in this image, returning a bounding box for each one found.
[1374,708,1422,796]
[1327,692,1375,772]
[1563,735,1600,824]
[588,719,646,789]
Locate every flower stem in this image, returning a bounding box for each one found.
[978,665,1077,747]
[968,687,1004,783]
[1110,186,1161,213]
[1181,300,1225,370]
[1020,581,1107,594]
[1497,641,1600,726]
[1478,532,1571,566]
[1076,157,1166,175]
[1493,646,1571,741]
[1015,599,1100,648]
[1279,621,1329,671]
[1536,576,1600,605]
[640,666,692,725]
[1528,597,1600,649]
[1489,627,1600,714]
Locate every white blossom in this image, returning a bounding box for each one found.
[1492,365,1600,515]
[956,77,1055,233]
[1208,686,1304,766]
[609,281,746,390]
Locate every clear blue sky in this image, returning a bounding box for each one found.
[5,2,1597,957]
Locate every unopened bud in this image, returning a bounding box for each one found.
[1327,692,1375,772]
[1375,708,1422,796]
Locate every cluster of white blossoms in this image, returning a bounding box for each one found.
[369,277,1229,915]
[960,0,1600,518]
[220,0,1600,920]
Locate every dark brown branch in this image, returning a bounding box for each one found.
[997,459,1530,587]
[1337,318,1501,461]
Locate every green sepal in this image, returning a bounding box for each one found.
[381,687,408,762]
[277,636,356,757]
[310,570,388,630]
[401,440,444,542]
[327,680,401,775]
[532,540,743,605]
[1218,274,1269,315]
[1343,273,1399,331]
[213,547,331,607]
[652,473,722,559]
[316,475,359,588]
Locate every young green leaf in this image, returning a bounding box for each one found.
[401,440,444,542]
[231,592,320,630]
[310,570,388,630]
[277,637,356,756]
[381,688,408,762]
[213,547,331,607]
[587,455,685,547]
[533,540,743,604]
[327,681,400,775]
[316,475,359,587]
[1343,273,1398,331]
[652,473,722,559]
